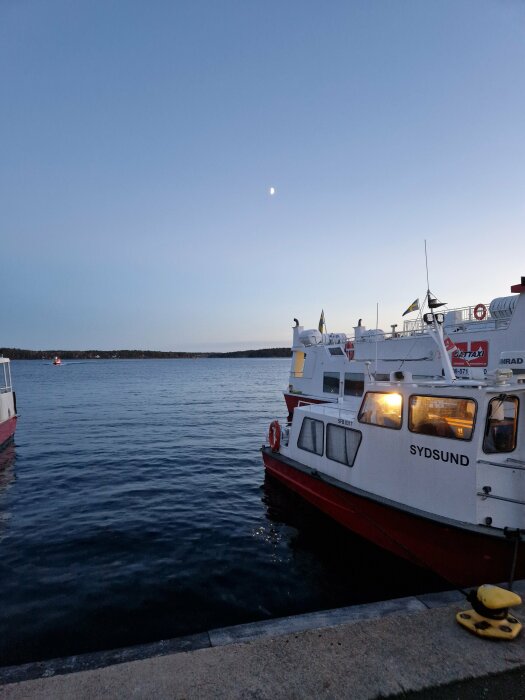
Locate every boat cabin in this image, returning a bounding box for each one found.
[280,370,525,532]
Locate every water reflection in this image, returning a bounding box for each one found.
[0,442,16,538]
[261,471,448,603]
[0,442,15,493]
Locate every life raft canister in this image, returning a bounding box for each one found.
[474,303,487,321]
[269,420,281,452]
[345,341,354,360]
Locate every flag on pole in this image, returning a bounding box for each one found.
[318,310,325,333]
[427,293,446,309]
[402,298,419,316]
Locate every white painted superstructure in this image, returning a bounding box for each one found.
[286,280,525,417]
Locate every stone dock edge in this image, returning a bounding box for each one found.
[2,580,525,689]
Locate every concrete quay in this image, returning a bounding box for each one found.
[1,581,525,699]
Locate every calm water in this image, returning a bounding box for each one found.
[0,359,446,666]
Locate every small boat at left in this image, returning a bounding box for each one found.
[0,357,17,450]
[53,356,62,366]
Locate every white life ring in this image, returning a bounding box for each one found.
[345,341,354,360]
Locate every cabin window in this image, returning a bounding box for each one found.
[483,396,519,453]
[358,392,402,429]
[344,372,364,397]
[292,351,305,378]
[326,424,361,466]
[0,363,11,393]
[328,347,344,356]
[409,395,476,441]
[298,417,324,455]
[323,372,340,395]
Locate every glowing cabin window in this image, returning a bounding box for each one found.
[358,392,402,429]
[298,417,324,455]
[326,424,362,466]
[344,373,364,397]
[483,396,519,454]
[409,395,476,441]
[323,372,340,395]
[292,351,305,378]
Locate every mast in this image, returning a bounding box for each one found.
[424,293,456,382]
[423,241,455,382]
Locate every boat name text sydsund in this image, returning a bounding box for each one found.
[409,444,470,466]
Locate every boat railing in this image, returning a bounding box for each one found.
[342,304,498,342]
[295,300,509,350]
[402,304,495,332]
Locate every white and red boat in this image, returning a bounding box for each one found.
[53,356,62,366]
[0,358,17,450]
[264,279,525,587]
[286,279,525,420]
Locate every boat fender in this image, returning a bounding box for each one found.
[456,584,522,640]
[269,420,281,452]
[345,341,354,360]
[474,303,487,321]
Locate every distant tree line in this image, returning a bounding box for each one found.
[208,348,291,358]
[1,347,292,360]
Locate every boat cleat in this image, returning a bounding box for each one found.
[456,584,522,640]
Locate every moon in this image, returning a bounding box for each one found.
[269,186,276,196]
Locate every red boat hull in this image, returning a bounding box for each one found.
[0,416,16,450]
[284,393,331,419]
[262,449,525,587]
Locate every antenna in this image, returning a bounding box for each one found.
[375,302,379,373]
[422,240,455,381]
[424,239,446,311]
[424,239,430,300]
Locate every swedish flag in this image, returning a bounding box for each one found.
[402,298,419,316]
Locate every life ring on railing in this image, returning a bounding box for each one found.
[474,304,487,321]
[345,341,354,360]
[268,420,281,452]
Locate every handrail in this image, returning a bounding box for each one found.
[477,458,525,471]
[294,300,508,348]
[476,491,525,506]
[326,303,496,343]
[507,457,525,467]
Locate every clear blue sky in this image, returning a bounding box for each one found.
[2,1,525,351]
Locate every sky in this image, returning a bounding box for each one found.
[2,0,525,351]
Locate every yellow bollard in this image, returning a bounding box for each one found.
[456,584,522,640]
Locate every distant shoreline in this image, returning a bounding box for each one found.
[1,347,292,360]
